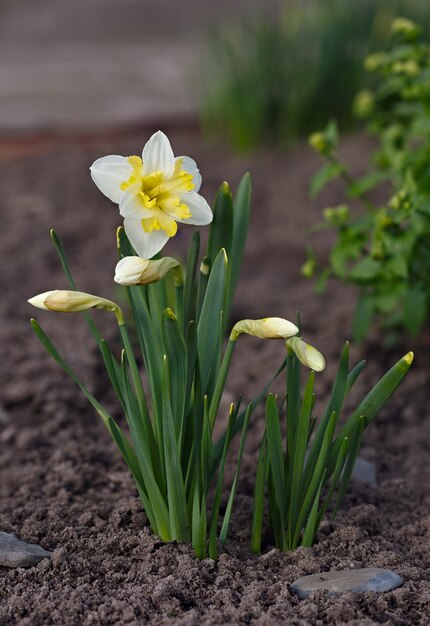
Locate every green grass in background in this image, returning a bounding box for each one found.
[201,0,430,151]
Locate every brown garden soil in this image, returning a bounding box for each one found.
[0,126,429,625]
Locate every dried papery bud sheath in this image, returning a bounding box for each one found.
[286,336,325,372]
[230,317,299,341]
[28,290,124,324]
[114,256,181,286]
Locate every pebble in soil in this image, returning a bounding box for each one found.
[291,567,403,599]
[0,531,52,568]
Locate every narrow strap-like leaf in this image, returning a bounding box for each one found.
[225,173,251,319]
[251,435,268,554]
[162,355,189,542]
[301,469,326,548]
[197,249,228,396]
[317,436,349,526]
[206,182,234,265]
[332,417,365,519]
[208,404,235,560]
[337,352,413,444]
[183,231,200,329]
[303,343,349,490]
[288,371,314,545]
[293,410,337,547]
[265,394,287,546]
[162,309,187,441]
[220,403,252,545]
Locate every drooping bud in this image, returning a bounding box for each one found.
[231,317,299,341]
[28,290,123,323]
[114,256,181,286]
[286,336,325,372]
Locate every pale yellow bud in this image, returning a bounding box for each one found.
[114,256,180,286]
[287,336,325,372]
[28,290,123,323]
[231,317,299,341]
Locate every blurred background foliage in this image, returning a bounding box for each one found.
[201,0,430,151]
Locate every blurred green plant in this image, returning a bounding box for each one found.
[307,17,430,342]
[201,0,429,151]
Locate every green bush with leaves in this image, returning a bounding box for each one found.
[307,18,430,342]
[201,0,429,151]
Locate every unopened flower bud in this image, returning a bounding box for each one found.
[231,317,299,342]
[286,336,325,372]
[301,259,316,279]
[114,256,181,286]
[309,132,328,155]
[28,290,123,323]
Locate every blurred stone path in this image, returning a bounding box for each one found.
[0,0,279,132]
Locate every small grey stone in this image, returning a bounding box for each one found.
[351,457,377,485]
[0,406,10,425]
[291,567,403,599]
[0,531,52,568]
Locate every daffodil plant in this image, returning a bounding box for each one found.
[29,131,412,558]
[251,340,413,553]
[28,131,308,559]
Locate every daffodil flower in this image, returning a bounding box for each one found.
[90,131,213,258]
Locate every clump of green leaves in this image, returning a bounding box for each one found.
[307,17,430,342]
[30,177,263,560]
[251,342,413,552]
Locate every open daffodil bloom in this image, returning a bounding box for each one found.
[90,131,213,258]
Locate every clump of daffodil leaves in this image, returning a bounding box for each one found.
[29,131,413,559]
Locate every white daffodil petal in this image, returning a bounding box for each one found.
[119,185,154,219]
[177,156,202,192]
[90,155,133,203]
[142,131,175,178]
[178,192,213,225]
[124,218,170,259]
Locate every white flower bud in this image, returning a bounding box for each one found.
[28,290,123,323]
[114,256,180,286]
[287,336,325,372]
[231,317,299,341]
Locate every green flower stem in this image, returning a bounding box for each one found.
[174,283,184,331]
[118,323,154,447]
[208,337,238,430]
